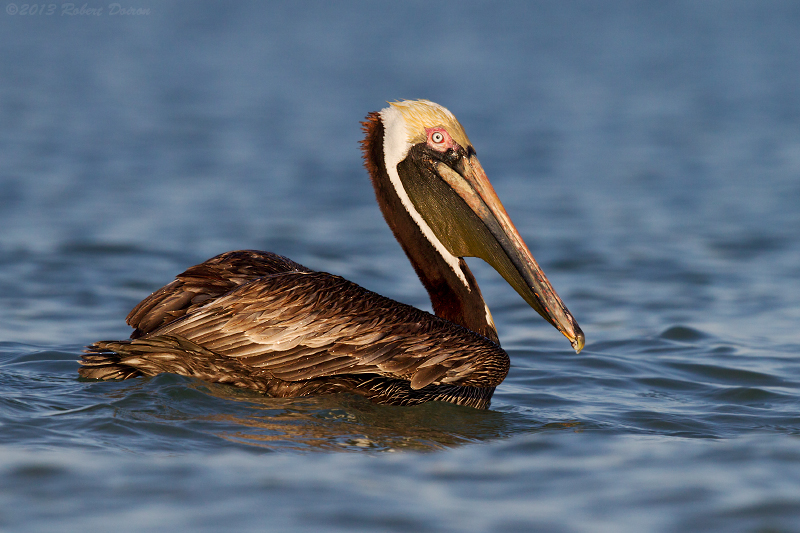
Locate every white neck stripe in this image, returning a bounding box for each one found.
[379,106,469,289]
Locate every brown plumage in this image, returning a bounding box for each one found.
[81,100,584,409]
[82,253,509,408]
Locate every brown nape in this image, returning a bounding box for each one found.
[360,114,500,345]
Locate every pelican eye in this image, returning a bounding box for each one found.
[431,132,444,144]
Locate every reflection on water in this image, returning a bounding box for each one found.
[1,344,590,453]
[93,376,576,453]
[201,389,511,452]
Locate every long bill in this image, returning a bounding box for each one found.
[408,154,585,353]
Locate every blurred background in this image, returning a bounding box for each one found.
[1,2,799,532]
[2,1,798,347]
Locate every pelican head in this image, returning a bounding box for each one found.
[377,99,584,353]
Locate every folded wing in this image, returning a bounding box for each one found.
[127,250,310,338]
[148,271,509,390]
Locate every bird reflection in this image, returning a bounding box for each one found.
[192,381,516,452]
[88,373,581,452]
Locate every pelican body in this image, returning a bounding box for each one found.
[81,100,584,409]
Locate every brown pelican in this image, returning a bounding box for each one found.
[80,100,584,409]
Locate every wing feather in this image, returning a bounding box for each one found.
[148,271,509,389]
[126,250,310,338]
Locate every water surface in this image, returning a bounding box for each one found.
[1,2,799,531]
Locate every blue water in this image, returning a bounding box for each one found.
[1,2,800,531]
